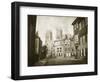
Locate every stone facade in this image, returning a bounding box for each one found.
[45,29,75,58]
[72,17,88,59]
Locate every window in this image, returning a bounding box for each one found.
[74,24,78,30]
[83,35,85,44]
[74,25,76,30]
[75,35,78,43]
[79,22,82,30]
[84,48,86,56]
[74,27,76,30]
[60,48,62,52]
[80,37,82,45]
[59,53,60,56]
[76,23,78,29]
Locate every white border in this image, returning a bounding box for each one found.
[20,6,95,76]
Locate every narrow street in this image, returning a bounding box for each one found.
[34,56,87,66]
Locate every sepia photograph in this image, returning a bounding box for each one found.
[11,2,97,80]
[28,15,88,66]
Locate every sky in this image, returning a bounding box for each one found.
[36,15,76,45]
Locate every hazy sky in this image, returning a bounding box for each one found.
[36,15,76,45]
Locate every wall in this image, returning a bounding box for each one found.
[0,0,99,82]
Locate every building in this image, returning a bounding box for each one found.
[53,29,64,57]
[64,39,71,57]
[45,29,75,59]
[53,31,74,58]
[62,35,75,57]
[54,39,64,57]
[70,37,76,56]
[28,15,37,66]
[45,30,52,41]
[56,29,63,40]
[45,30,53,57]
[35,32,42,60]
[72,17,88,59]
[35,32,42,55]
[53,37,75,58]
